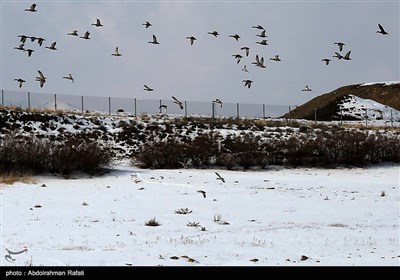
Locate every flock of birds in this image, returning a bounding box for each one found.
[13,3,390,112]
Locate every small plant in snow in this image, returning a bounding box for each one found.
[186,221,200,227]
[175,208,192,215]
[213,214,230,225]
[145,217,161,227]
[380,190,385,197]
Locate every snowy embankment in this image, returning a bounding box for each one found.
[1,161,399,266]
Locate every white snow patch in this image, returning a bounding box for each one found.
[360,81,400,86]
[339,95,400,120]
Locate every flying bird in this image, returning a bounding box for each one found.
[172,96,183,109]
[23,49,34,57]
[252,54,266,68]
[92,18,103,27]
[197,190,207,198]
[14,43,25,51]
[186,36,197,45]
[215,172,225,183]
[256,39,268,45]
[35,70,46,88]
[68,30,79,36]
[112,47,122,56]
[18,35,28,43]
[36,37,45,46]
[232,54,243,64]
[243,79,253,88]
[207,31,219,37]
[14,78,26,88]
[148,35,160,44]
[159,104,168,114]
[80,31,90,39]
[212,98,223,108]
[269,54,281,61]
[143,85,153,91]
[62,73,74,83]
[242,65,249,72]
[256,30,267,38]
[29,36,37,42]
[143,21,152,28]
[229,34,241,41]
[302,85,312,92]
[241,46,250,56]
[25,3,37,12]
[45,41,57,50]
[321,58,331,65]
[333,52,343,59]
[343,50,351,60]
[376,24,388,35]
[252,25,264,30]
[334,42,345,52]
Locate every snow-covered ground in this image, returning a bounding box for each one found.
[1,161,399,266]
[339,94,400,121]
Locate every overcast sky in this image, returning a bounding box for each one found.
[1,0,399,107]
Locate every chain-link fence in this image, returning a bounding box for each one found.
[0,89,292,119]
[1,89,399,127]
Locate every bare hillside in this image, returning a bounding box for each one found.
[285,82,400,121]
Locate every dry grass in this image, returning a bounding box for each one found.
[0,171,36,185]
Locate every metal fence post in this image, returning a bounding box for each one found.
[365,108,368,127]
[288,106,291,123]
[390,110,393,127]
[211,102,215,118]
[314,107,317,126]
[1,90,3,107]
[134,98,137,117]
[28,92,31,110]
[340,108,343,125]
[108,97,111,116]
[184,101,187,117]
[263,104,266,120]
[236,103,239,119]
[81,96,84,114]
[54,93,57,111]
